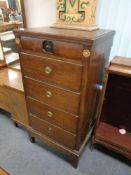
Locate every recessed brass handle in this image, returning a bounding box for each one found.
[44,66,52,75]
[45,44,51,49]
[83,49,91,58]
[47,111,53,118]
[46,91,53,98]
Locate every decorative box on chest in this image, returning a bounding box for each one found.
[14,27,115,167]
[93,56,131,160]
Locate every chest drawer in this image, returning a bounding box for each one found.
[21,53,83,91]
[20,36,84,60]
[27,98,78,134]
[30,115,76,149]
[24,78,80,115]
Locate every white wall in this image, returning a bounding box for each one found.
[23,0,131,59]
[24,0,56,28]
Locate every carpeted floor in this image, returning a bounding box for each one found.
[0,110,131,175]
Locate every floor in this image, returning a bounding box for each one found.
[0,111,131,175]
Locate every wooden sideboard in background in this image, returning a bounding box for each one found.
[0,67,28,128]
[93,56,131,160]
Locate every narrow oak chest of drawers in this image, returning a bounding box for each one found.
[14,27,115,167]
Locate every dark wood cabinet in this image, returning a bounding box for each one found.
[14,27,115,167]
[93,56,131,160]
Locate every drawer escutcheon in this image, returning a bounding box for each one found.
[46,91,53,98]
[44,66,52,75]
[47,111,53,118]
[83,49,91,58]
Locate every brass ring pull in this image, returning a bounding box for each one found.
[44,66,52,75]
[46,91,53,98]
[83,49,91,58]
[47,111,53,118]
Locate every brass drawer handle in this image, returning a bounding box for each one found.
[83,49,91,58]
[46,91,53,98]
[47,111,53,118]
[48,127,52,133]
[44,66,52,74]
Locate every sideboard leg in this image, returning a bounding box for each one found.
[71,154,80,168]
[90,142,95,151]
[13,121,18,127]
[90,137,95,151]
[29,135,35,143]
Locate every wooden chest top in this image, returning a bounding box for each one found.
[14,27,115,44]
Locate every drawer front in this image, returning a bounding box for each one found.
[30,115,76,149]
[27,97,78,134]
[24,78,80,115]
[21,53,83,91]
[21,36,84,60]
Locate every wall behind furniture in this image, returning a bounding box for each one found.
[24,0,56,28]
[24,0,131,60]
[96,0,131,59]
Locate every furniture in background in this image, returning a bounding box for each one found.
[0,167,9,175]
[0,67,28,128]
[0,1,7,9]
[0,22,22,69]
[0,0,26,69]
[0,0,28,128]
[15,27,115,167]
[93,56,131,159]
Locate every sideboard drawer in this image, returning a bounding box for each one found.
[21,36,84,60]
[27,97,78,134]
[24,78,80,115]
[0,87,10,112]
[30,115,76,149]
[21,53,83,91]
